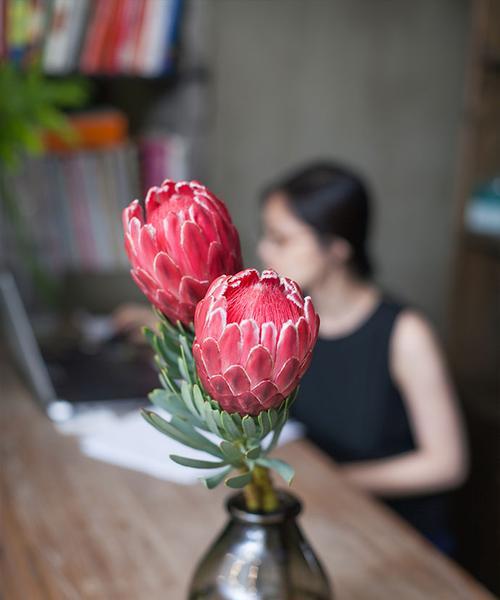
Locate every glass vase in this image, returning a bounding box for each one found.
[188,491,333,599]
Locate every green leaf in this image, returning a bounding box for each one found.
[225,471,253,489]
[170,416,221,456]
[221,411,241,440]
[263,408,289,455]
[159,370,179,394]
[257,458,295,485]
[149,389,191,419]
[178,344,192,383]
[203,405,222,437]
[180,381,199,417]
[257,411,271,438]
[179,333,193,363]
[245,445,261,460]
[219,441,244,466]
[200,466,232,489]
[169,455,227,469]
[192,384,207,415]
[231,412,243,430]
[242,416,257,439]
[141,410,222,458]
[268,409,279,429]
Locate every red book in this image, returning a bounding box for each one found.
[130,0,147,75]
[80,0,114,74]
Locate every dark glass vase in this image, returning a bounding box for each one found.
[188,491,333,600]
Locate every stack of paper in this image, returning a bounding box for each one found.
[57,407,305,485]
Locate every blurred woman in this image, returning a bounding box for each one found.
[258,161,468,553]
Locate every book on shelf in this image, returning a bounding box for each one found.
[0,109,190,282]
[0,0,183,76]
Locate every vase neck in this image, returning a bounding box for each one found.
[226,491,302,525]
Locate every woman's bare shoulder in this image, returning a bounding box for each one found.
[389,308,444,378]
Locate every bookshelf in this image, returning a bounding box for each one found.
[0,0,210,312]
[448,0,500,593]
[449,0,500,396]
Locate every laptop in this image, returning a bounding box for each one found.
[0,271,158,422]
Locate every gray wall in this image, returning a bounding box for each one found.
[201,0,469,331]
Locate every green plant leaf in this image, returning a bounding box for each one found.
[245,445,261,460]
[225,471,253,489]
[169,455,227,469]
[257,411,271,438]
[178,344,192,383]
[242,416,257,439]
[170,416,221,455]
[200,466,232,489]
[221,411,241,440]
[180,381,199,417]
[203,405,222,437]
[141,410,222,458]
[192,384,207,415]
[219,441,244,466]
[149,389,190,418]
[257,458,295,485]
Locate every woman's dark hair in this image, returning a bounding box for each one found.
[260,161,374,278]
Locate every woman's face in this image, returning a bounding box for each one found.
[258,192,333,289]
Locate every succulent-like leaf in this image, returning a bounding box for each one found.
[257,411,271,438]
[192,384,207,416]
[219,440,244,466]
[221,411,240,440]
[242,415,257,439]
[200,466,232,489]
[141,410,222,458]
[225,471,253,489]
[245,446,261,460]
[257,457,295,485]
[180,381,199,418]
[169,455,227,469]
[203,404,222,437]
[149,389,191,419]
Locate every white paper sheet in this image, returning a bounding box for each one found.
[58,407,304,484]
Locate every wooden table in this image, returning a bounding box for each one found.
[0,362,494,600]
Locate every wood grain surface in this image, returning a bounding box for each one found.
[0,362,494,600]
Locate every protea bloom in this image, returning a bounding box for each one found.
[193,269,319,416]
[122,179,243,325]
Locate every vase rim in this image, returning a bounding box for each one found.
[226,490,302,524]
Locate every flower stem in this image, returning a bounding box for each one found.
[243,465,279,512]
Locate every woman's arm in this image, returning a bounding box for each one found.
[339,310,469,497]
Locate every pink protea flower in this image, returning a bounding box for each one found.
[193,269,320,416]
[122,179,242,325]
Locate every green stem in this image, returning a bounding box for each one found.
[243,466,279,512]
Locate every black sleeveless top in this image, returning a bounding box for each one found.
[293,298,451,545]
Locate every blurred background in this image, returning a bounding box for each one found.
[0,0,498,594]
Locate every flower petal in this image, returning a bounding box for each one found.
[209,374,233,396]
[207,241,227,280]
[153,252,181,295]
[251,380,279,406]
[275,321,298,373]
[200,337,221,376]
[296,316,310,359]
[245,345,273,384]
[179,275,207,306]
[275,357,300,393]
[181,220,210,279]
[205,307,227,340]
[219,322,243,369]
[239,319,260,363]
[223,365,251,394]
[235,392,261,416]
[260,322,277,362]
